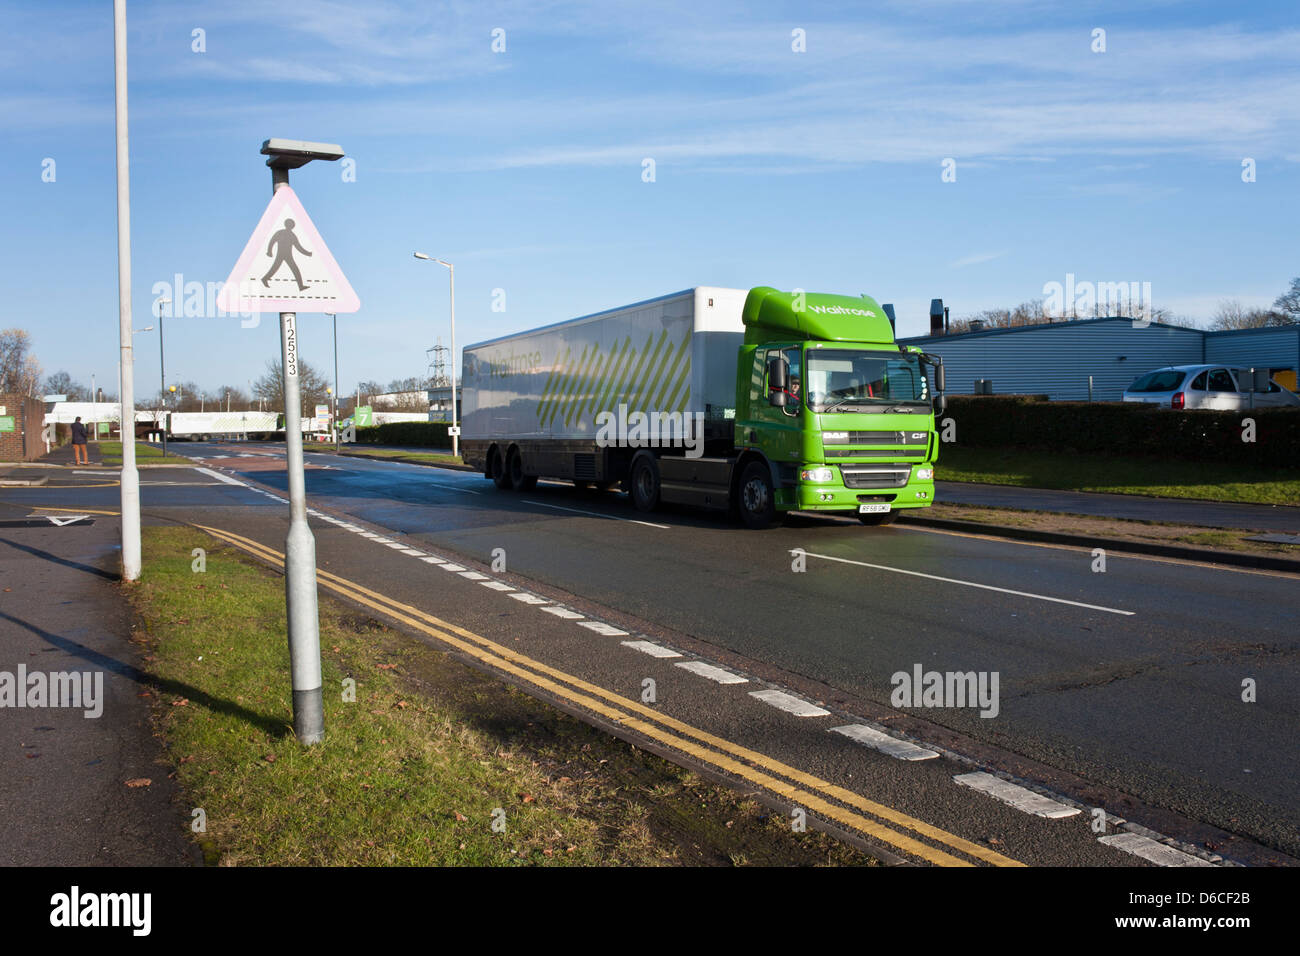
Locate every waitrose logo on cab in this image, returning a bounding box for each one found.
[806,304,876,317]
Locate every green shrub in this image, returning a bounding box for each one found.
[942,396,1298,469]
[355,421,452,447]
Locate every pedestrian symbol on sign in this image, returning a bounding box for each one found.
[263,218,312,291]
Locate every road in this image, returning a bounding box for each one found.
[5,442,1296,866]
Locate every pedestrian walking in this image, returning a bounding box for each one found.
[70,416,89,465]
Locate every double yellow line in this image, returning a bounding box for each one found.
[196,523,1024,868]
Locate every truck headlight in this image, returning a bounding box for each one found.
[913,467,934,481]
[801,467,835,483]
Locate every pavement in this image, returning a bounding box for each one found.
[0,471,196,865]
[936,481,1300,533]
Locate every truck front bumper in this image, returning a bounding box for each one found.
[783,467,935,513]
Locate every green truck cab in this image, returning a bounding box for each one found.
[729,287,945,528]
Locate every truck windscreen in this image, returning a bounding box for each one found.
[805,350,929,410]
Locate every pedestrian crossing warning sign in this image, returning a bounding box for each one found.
[216,185,360,314]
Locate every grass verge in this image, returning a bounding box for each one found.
[339,448,465,467]
[922,502,1300,558]
[937,446,1300,506]
[98,440,190,466]
[130,525,870,866]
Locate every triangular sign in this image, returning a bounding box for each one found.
[216,186,360,315]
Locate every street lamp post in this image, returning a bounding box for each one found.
[328,312,339,451]
[413,253,458,457]
[156,293,170,457]
[260,138,345,747]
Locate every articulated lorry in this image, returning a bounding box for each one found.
[461,286,946,528]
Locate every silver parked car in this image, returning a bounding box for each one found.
[1122,364,1300,409]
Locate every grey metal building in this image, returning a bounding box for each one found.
[899,318,1300,401]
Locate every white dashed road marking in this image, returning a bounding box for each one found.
[196,467,247,487]
[522,500,670,529]
[541,606,584,619]
[749,689,830,717]
[577,621,628,636]
[509,592,549,605]
[1098,833,1215,867]
[830,724,938,761]
[954,772,1080,818]
[798,551,1135,617]
[675,661,747,685]
[621,640,681,659]
[479,581,515,591]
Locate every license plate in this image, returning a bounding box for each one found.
[858,503,891,514]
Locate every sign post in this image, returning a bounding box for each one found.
[217,139,358,745]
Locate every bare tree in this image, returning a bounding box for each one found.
[1211,299,1290,330]
[252,358,331,416]
[44,370,90,401]
[1272,277,1300,323]
[0,328,43,396]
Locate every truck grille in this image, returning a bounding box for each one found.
[831,431,929,445]
[841,466,911,489]
[826,448,925,459]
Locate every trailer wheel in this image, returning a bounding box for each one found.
[489,448,511,489]
[630,455,660,512]
[508,449,537,491]
[857,510,898,526]
[738,461,776,529]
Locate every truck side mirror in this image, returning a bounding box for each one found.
[934,393,947,414]
[767,355,789,407]
[935,363,946,392]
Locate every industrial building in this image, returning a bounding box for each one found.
[898,318,1300,401]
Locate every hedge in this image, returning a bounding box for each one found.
[355,421,453,448]
[942,396,1299,469]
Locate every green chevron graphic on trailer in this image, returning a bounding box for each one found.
[537,332,691,428]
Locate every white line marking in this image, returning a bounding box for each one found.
[749,689,830,717]
[577,621,628,636]
[400,549,426,556]
[46,515,90,526]
[509,592,549,605]
[621,640,681,659]
[830,724,938,761]
[541,606,584,619]
[799,551,1134,616]
[675,661,747,685]
[383,541,409,549]
[420,556,446,565]
[953,772,1080,818]
[458,571,489,580]
[479,581,515,592]
[196,467,247,487]
[439,563,467,572]
[522,500,669,529]
[1098,833,1215,867]
[73,470,114,475]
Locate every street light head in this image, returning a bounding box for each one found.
[261,138,345,169]
[413,252,431,260]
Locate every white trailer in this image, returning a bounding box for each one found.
[462,287,748,488]
[168,410,280,440]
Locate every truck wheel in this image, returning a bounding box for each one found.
[738,461,776,529]
[630,455,660,512]
[489,449,511,490]
[508,450,537,491]
[857,510,898,526]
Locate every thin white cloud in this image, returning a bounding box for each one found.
[950,251,1009,269]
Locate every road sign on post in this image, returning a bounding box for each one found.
[217,139,358,746]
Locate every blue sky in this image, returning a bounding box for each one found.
[2,0,1298,399]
